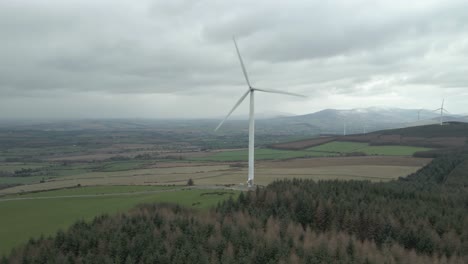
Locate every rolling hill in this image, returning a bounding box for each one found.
[271,122,468,151]
[271,107,468,135]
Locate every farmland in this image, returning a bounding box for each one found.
[0,160,153,187]
[0,138,434,195]
[0,157,430,197]
[194,141,432,162]
[5,150,467,263]
[0,186,239,256]
[0,153,428,254]
[0,123,454,260]
[271,122,468,150]
[307,141,432,156]
[191,148,336,161]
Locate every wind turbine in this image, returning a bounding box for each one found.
[215,37,306,188]
[433,99,450,125]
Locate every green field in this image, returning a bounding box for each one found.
[0,186,238,256]
[308,141,431,156]
[192,148,336,161]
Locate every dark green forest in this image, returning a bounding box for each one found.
[3,151,467,263]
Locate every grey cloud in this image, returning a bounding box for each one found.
[203,1,460,60]
[0,0,467,118]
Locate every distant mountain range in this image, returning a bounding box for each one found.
[264,107,468,135]
[1,107,467,136]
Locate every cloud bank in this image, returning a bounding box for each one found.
[1,0,467,118]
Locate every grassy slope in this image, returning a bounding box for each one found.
[0,186,238,256]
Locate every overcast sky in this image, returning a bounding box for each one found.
[1,0,467,119]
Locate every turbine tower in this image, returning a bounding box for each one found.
[433,99,449,126]
[215,37,306,188]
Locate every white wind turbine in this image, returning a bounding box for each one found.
[433,99,450,126]
[215,37,306,188]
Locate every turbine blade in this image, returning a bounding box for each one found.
[443,109,450,114]
[442,98,445,109]
[215,90,250,131]
[432,108,442,112]
[253,87,307,97]
[233,37,251,87]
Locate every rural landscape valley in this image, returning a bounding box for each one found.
[0,118,467,263]
[2,1,468,263]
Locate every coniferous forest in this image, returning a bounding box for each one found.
[3,152,467,264]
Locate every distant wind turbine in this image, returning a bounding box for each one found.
[343,122,347,136]
[360,115,367,134]
[215,37,306,188]
[433,99,450,126]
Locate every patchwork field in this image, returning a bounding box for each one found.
[0,186,238,256]
[270,123,468,149]
[191,148,336,161]
[0,127,445,259]
[194,141,432,162]
[269,136,335,150]
[193,156,429,185]
[0,156,430,195]
[0,155,429,255]
[307,141,432,156]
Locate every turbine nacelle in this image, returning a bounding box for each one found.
[433,99,449,126]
